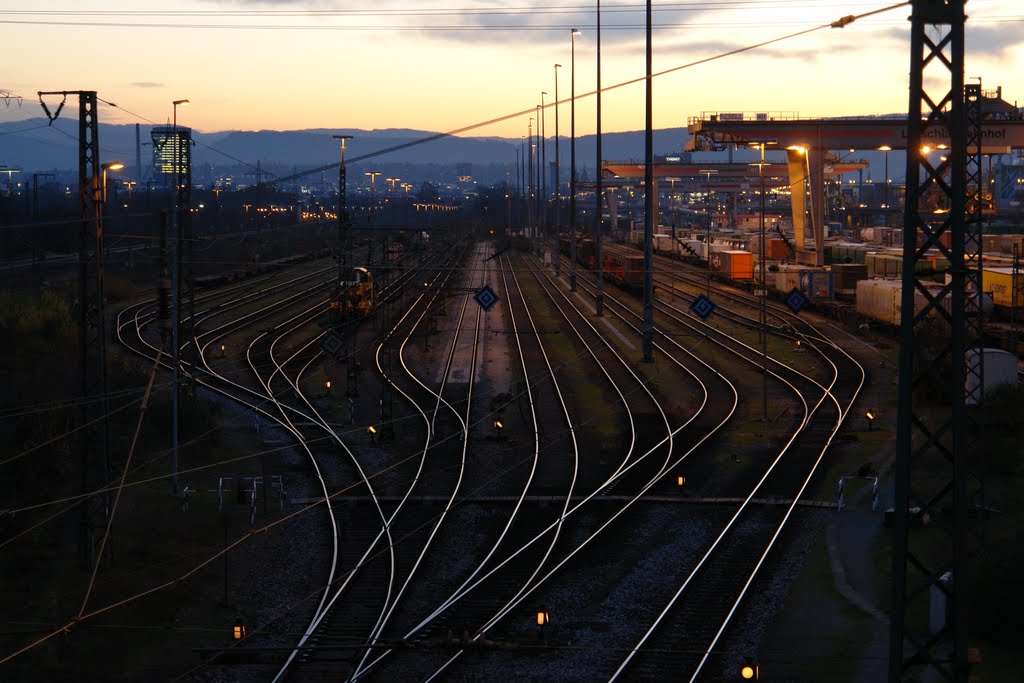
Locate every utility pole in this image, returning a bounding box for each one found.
[554,63,562,275]
[641,4,653,362]
[541,91,547,237]
[570,28,581,293]
[528,117,535,236]
[332,135,353,282]
[891,2,978,681]
[38,89,111,567]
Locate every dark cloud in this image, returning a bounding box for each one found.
[966,23,1024,59]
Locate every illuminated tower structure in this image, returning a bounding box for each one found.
[151,126,192,190]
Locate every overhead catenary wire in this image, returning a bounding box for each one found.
[1,2,908,666]
[261,1,913,187]
[76,346,164,619]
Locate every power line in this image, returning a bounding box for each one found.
[267,3,910,187]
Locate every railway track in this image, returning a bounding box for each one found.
[110,237,869,681]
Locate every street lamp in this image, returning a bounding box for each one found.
[540,91,547,237]
[570,27,581,292]
[878,145,891,208]
[554,63,562,275]
[698,168,718,296]
[101,162,124,204]
[365,170,381,264]
[170,98,189,496]
[528,116,535,235]
[749,143,770,422]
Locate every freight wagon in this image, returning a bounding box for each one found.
[856,277,995,327]
[855,278,924,327]
[711,250,754,280]
[981,267,1024,308]
[603,253,645,290]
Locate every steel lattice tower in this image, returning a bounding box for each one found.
[38,90,111,566]
[891,1,981,680]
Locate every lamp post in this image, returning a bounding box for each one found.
[505,191,511,234]
[749,144,769,422]
[879,145,891,209]
[570,27,581,292]
[332,134,353,283]
[528,116,535,236]
[699,168,718,296]
[540,91,547,237]
[520,135,526,227]
[100,162,123,261]
[101,162,124,204]
[554,63,562,275]
[595,0,604,316]
[170,98,188,496]
[122,180,137,204]
[365,170,381,265]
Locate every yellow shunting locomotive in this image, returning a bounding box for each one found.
[334,266,375,317]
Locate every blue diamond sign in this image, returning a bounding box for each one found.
[474,285,499,311]
[785,287,809,313]
[690,294,715,320]
[320,330,344,358]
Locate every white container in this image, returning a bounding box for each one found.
[966,347,1019,405]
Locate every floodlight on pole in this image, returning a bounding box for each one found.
[101,162,124,204]
[569,27,581,292]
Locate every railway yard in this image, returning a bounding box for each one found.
[5,4,1024,681]
[1,224,923,682]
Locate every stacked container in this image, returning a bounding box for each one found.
[714,250,754,280]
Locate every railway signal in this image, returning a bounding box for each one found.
[233,618,246,640]
[740,658,758,679]
[865,409,875,431]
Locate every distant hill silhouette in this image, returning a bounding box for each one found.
[0,119,691,185]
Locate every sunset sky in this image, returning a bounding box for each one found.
[1,1,1023,139]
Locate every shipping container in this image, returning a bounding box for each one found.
[826,242,871,265]
[966,347,1019,405]
[856,278,928,326]
[682,239,707,260]
[766,238,790,260]
[832,263,869,290]
[982,267,1024,307]
[775,267,802,294]
[652,234,676,255]
[982,235,1003,253]
[866,252,943,278]
[800,269,834,299]
[924,281,994,317]
[714,250,754,279]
